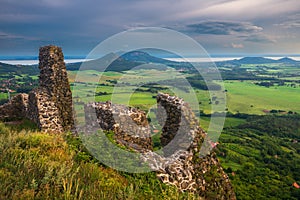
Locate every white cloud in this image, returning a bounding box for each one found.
[176,0,300,20]
[231,43,244,48]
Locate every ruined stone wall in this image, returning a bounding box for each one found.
[143,93,236,199]
[0,45,74,133]
[84,101,153,152]
[85,93,235,199]
[0,93,28,120]
[156,93,199,156]
[38,46,74,131]
[27,88,64,133]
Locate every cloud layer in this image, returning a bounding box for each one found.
[185,21,263,35]
[0,0,299,55]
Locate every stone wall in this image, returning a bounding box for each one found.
[84,101,153,152]
[27,88,64,133]
[143,93,236,199]
[38,46,74,131]
[0,45,74,133]
[156,93,199,156]
[86,93,235,199]
[0,93,28,120]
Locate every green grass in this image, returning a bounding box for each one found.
[29,75,39,80]
[217,115,300,199]
[280,76,300,81]
[223,117,246,128]
[0,92,8,100]
[68,70,123,83]
[0,122,199,200]
[218,157,242,171]
[223,143,260,158]
[200,116,246,131]
[224,81,300,114]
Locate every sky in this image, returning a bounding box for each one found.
[0,0,300,57]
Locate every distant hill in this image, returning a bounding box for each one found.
[277,57,298,64]
[0,62,38,75]
[66,51,184,71]
[120,51,178,65]
[237,57,277,64]
[217,56,299,66]
[1,54,298,75]
[66,52,141,71]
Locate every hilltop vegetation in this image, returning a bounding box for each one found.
[0,121,199,200]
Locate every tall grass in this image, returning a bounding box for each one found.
[0,122,200,200]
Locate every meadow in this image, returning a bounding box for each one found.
[224,80,300,114]
[69,69,300,116]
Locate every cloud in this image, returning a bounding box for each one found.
[0,0,299,55]
[241,34,277,43]
[175,21,263,35]
[181,0,300,21]
[231,43,244,48]
[274,14,300,28]
[0,31,26,39]
[0,31,41,44]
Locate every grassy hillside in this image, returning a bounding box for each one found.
[0,121,199,200]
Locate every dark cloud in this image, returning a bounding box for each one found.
[184,21,263,35]
[0,0,299,55]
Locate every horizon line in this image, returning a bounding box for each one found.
[1,54,300,60]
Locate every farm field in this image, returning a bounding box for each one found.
[69,69,300,116]
[224,81,300,114]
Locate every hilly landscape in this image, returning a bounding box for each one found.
[2,0,300,199]
[0,50,300,199]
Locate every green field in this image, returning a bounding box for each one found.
[70,70,300,116]
[224,81,300,114]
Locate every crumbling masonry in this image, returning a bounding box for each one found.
[84,101,153,152]
[85,93,236,199]
[0,45,74,133]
